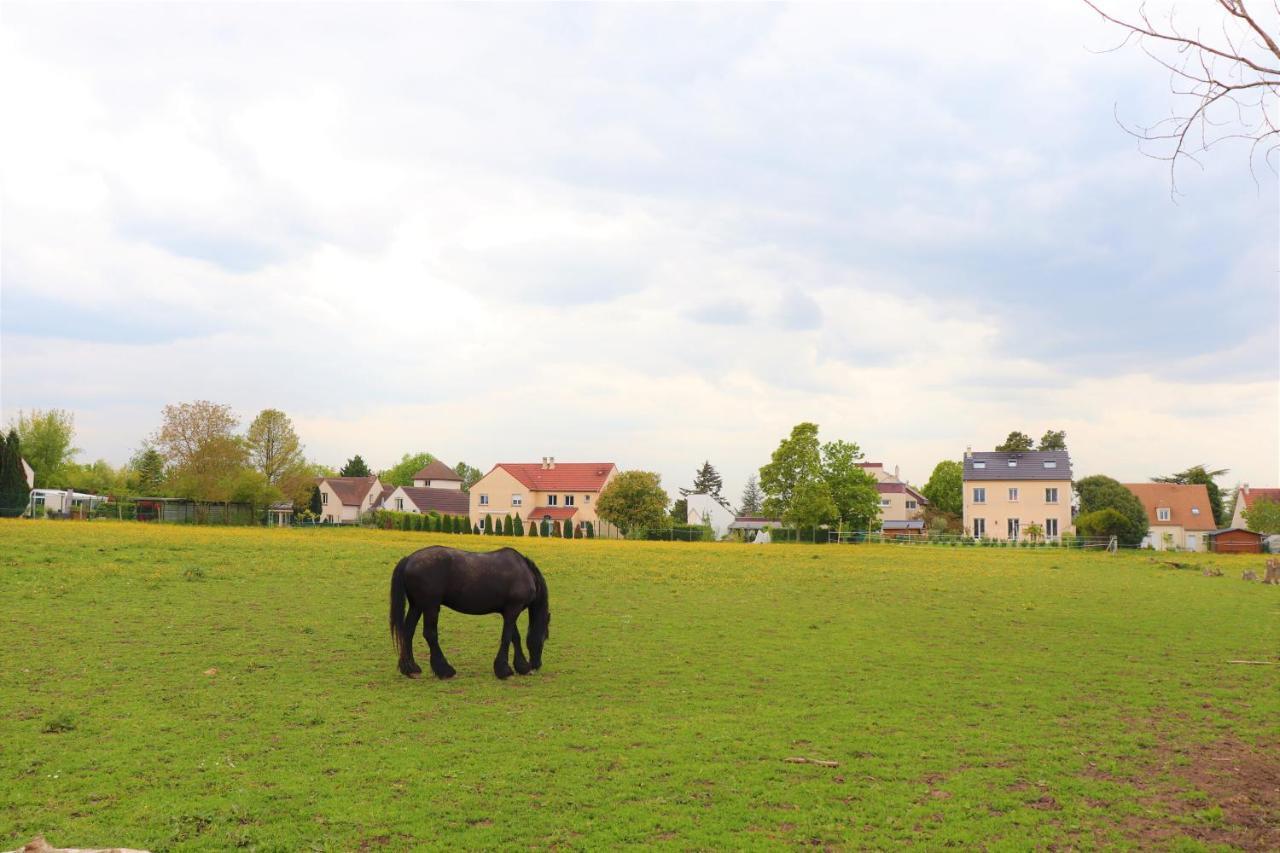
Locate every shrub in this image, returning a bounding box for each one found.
[529,520,539,537]
[473,524,481,535]
[585,521,594,539]
[541,519,552,537]
[513,515,524,536]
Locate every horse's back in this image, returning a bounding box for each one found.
[401,545,537,613]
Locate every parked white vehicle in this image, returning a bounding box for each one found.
[27,489,107,517]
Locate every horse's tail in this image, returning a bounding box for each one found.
[524,555,548,608]
[389,556,410,658]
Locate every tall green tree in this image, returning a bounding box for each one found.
[1075,475,1149,546]
[680,461,725,499]
[921,460,963,517]
[820,440,880,530]
[11,409,79,487]
[995,431,1035,452]
[738,474,763,515]
[785,477,838,528]
[339,455,372,478]
[308,484,323,516]
[1037,430,1067,451]
[453,462,483,490]
[759,422,824,519]
[379,452,436,487]
[1152,465,1229,527]
[152,401,249,501]
[1242,499,1280,534]
[596,470,670,534]
[130,447,167,495]
[670,497,689,523]
[245,409,305,484]
[0,430,29,516]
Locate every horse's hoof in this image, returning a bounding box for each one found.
[434,664,457,679]
[494,665,514,680]
[406,671,422,679]
[514,661,532,675]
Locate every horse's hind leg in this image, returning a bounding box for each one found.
[423,604,456,679]
[510,621,532,675]
[399,605,423,677]
[493,607,520,680]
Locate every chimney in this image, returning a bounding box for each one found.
[547,456,555,470]
[964,446,972,460]
[894,465,900,481]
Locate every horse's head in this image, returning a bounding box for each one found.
[527,605,550,670]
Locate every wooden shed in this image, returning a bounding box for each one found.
[1206,528,1264,554]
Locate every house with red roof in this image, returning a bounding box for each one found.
[1123,482,1216,552]
[316,475,384,524]
[1230,484,1280,530]
[469,457,617,532]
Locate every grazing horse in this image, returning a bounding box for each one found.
[389,546,550,679]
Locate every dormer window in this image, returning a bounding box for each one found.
[973,461,986,469]
[1043,461,1057,469]
[1191,507,1200,516]
[1007,460,1017,467]
[1157,507,1170,522]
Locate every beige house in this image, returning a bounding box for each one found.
[469,458,616,532]
[316,475,383,524]
[385,485,470,517]
[412,460,464,490]
[859,462,928,533]
[1231,484,1280,529]
[1124,482,1215,552]
[962,449,1074,542]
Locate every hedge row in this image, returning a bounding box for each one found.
[369,509,596,539]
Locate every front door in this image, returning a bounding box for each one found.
[1007,518,1020,541]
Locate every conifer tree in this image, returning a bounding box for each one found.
[529,519,539,537]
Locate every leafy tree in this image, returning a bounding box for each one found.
[11,409,79,487]
[738,474,763,515]
[922,460,963,517]
[670,497,689,523]
[453,462,484,490]
[1152,465,1230,527]
[1241,499,1280,534]
[1075,508,1133,540]
[995,431,1034,452]
[1076,475,1149,546]
[379,452,436,488]
[529,519,539,537]
[680,461,725,499]
[1037,430,1067,451]
[245,409,305,484]
[339,455,372,478]
[1024,522,1045,543]
[309,485,323,516]
[596,470,670,534]
[64,460,129,495]
[759,422,824,519]
[152,401,249,501]
[0,430,29,516]
[821,439,880,530]
[785,477,838,528]
[131,447,167,495]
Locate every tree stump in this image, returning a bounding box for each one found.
[1264,558,1280,585]
[1242,570,1258,582]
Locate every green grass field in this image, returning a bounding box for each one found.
[2,521,1278,851]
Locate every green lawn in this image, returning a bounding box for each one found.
[2,521,1277,850]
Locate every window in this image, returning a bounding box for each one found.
[1046,518,1059,537]
[1043,461,1057,469]
[547,494,558,506]
[1008,488,1019,501]
[973,461,986,469]
[973,518,986,538]
[906,500,917,510]
[480,494,489,506]
[1045,487,1058,503]
[1007,518,1020,539]
[973,488,986,504]
[565,495,575,506]
[584,495,591,503]
[880,498,891,507]
[1190,507,1200,516]
[395,498,403,510]
[512,494,523,507]
[33,495,45,507]
[1157,507,1170,522]
[1007,460,1018,467]
[321,492,328,505]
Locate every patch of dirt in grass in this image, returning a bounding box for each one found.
[1102,735,1280,850]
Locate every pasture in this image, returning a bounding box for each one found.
[1,521,1277,850]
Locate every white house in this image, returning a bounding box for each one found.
[412,460,464,490]
[685,493,735,540]
[384,485,471,517]
[316,475,383,524]
[28,489,107,517]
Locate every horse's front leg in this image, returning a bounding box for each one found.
[510,618,532,675]
[493,607,519,680]
[423,604,456,679]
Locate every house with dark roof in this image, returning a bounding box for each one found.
[858,461,928,525]
[1231,484,1280,530]
[1124,482,1216,552]
[384,485,471,517]
[412,460,464,490]
[962,449,1073,542]
[468,457,616,532]
[316,475,383,524]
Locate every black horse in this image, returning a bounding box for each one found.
[389,545,550,680]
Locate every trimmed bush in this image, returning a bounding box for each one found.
[529,520,539,537]
[585,521,594,539]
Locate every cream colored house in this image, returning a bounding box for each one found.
[1124,482,1215,552]
[858,462,928,531]
[962,449,1073,542]
[469,458,616,532]
[316,475,383,524]
[384,485,470,517]
[1231,484,1280,529]
[412,460,464,490]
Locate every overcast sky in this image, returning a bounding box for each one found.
[2,1,1277,500]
